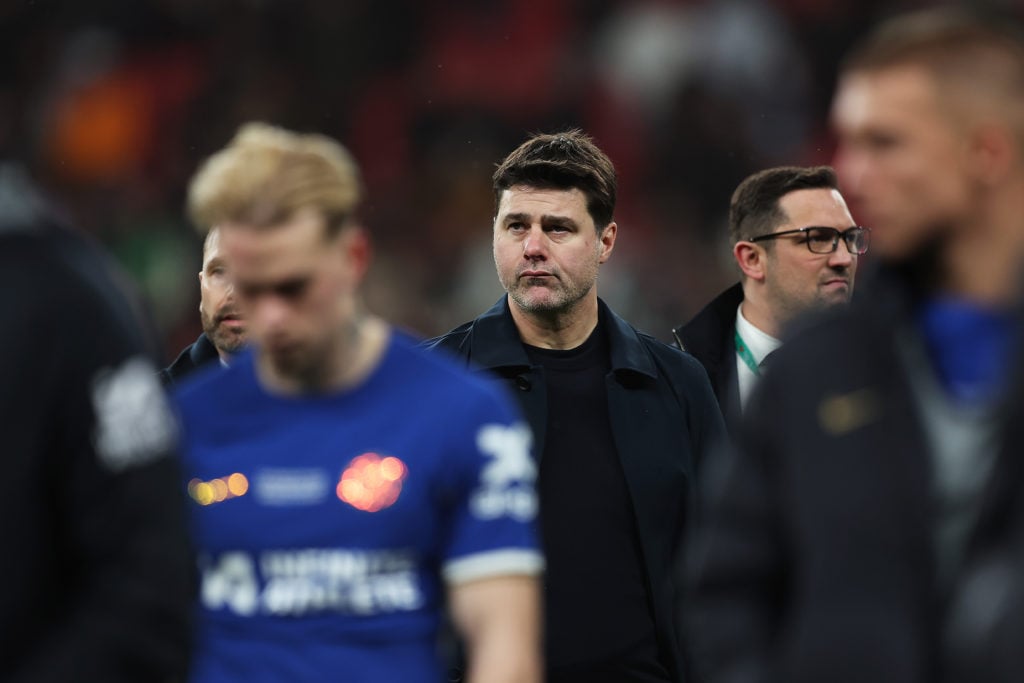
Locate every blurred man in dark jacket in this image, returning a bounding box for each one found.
[688,6,1024,683]
[0,163,192,682]
[688,8,1024,683]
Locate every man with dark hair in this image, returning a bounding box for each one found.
[160,227,247,386]
[426,130,725,683]
[177,123,543,683]
[0,163,192,682]
[672,165,864,431]
[687,8,1024,682]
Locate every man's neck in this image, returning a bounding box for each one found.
[509,294,599,350]
[940,203,1024,306]
[257,314,390,395]
[738,295,783,340]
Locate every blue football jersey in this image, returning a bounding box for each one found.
[175,332,542,682]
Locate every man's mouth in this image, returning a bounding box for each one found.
[217,312,245,327]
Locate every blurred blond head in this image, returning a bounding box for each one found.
[187,122,362,238]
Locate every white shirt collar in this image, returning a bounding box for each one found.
[734,304,783,410]
[735,303,782,365]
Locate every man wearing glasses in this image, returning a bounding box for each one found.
[672,165,866,431]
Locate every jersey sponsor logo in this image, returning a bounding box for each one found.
[91,355,177,471]
[471,422,537,522]
[199,548,423,617]
[337,453,408,512]
[253,468,331,506]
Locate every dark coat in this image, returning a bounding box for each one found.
[672,283,744,434]
[0,171,192,682]
[686,265,1024,683]
[424,296,726,682]
[159,333,220,387]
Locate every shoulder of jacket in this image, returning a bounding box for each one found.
[421,320,476,353]
[639,332,712,381]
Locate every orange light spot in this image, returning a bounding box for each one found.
[210,477,229,502]
[380,457,406,481]
[227,473,249,496]
[337,453,408,511]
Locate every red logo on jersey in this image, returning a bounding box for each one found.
[337,453,407,512]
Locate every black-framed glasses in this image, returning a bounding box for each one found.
[750,226,870,255]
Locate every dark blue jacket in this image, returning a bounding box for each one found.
[160,333,220,387]
[424,296,726,682]
[687,264,1024,683]
[672,283,745,435]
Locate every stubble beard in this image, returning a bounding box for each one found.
[201,309,246,356]
[506,274,594,316]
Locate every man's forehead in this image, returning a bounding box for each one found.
[202,227,222,265]
[498,185,587,211]
[833,65,941,128]
[779,188,853,226]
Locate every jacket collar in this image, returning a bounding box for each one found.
[469,296,658,379]
[673,282,745,361]
[190,332,222,367]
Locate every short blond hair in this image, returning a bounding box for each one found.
[843,8,1024,132]
[187,122,362,237]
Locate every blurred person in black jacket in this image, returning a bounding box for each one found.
[0,163,192,682]
[687,8,1024,683]
[426,130,725,683]
[160,226,247,386]
[672,166,862,433]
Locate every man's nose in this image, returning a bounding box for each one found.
[254,296,289,331]
[830,239,856,267]
[523,227,547,258]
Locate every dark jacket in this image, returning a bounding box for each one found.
[160,332,220,387]
[672,283,744,433]
[0,164,192,682]
[425,297,726,682]
[686,265,1024,683]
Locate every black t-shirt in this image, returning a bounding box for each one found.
[525,319,671,683]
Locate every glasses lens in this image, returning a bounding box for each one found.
[806,228,838,254]
[845,228,868,254]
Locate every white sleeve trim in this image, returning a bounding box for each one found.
[443,548,545,585]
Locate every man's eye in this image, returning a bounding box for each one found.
[276,281,308,299]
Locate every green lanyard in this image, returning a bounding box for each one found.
[734,329,761,377]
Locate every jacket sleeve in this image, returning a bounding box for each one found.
[683,373,787,683]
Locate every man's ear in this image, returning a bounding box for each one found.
[598,222,617,264]
[339,225,372,283]
[967,121,1016,186]
[734,241,767,282]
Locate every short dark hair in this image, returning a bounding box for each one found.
[842,8,1024,114]
[493,129,617,230]
[729,166,839,245]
